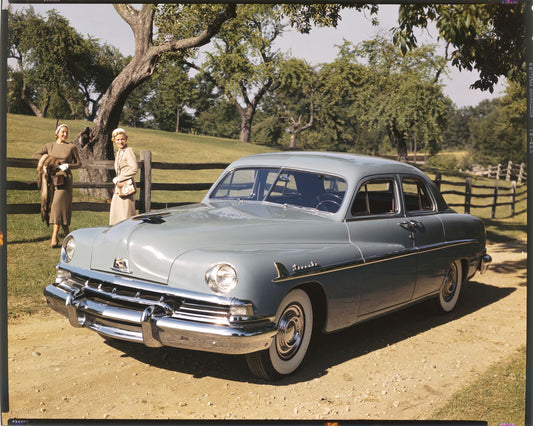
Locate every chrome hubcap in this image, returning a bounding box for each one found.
[442,263,458,302]
[276,303,305,360]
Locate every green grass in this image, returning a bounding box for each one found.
[6,113,527,314]
[6,113,274,318]
[5,114,528,423]
[422,168,527,243]
[431,346,526,426]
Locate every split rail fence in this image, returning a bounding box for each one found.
[6,151,527,219]
[434,172,527,218]
[480,160,527,184]
[6,151,228,215]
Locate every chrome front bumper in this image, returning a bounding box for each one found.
[44,272,277,355]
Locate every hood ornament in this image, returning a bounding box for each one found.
[112,257,131,274]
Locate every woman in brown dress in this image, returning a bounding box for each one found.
[33,124,82,247]
[109,128,138,225]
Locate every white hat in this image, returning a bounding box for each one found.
[55,124,69,135]
[112,128,127,138]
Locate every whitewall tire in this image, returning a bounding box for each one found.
[246,289,313,380]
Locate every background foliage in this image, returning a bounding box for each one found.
[6,5,527,167]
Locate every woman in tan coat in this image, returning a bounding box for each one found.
[110,128,138,225]
[33,124,82,247]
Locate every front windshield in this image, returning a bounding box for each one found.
[210,167,347,213]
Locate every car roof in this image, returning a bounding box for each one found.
[228,151,427,182]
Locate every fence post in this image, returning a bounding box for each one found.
[491,180,498,219]
[464,177,472,214]
[434,172,442,191]
[518,163,525,185]
[506,160,513,181]
[496,163,502,180]
[140,151,152,213]
[510,180,517,217]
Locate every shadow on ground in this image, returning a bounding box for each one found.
[104,280,514,385]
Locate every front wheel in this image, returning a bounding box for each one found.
[246,289,313,380]
[436,259,463,313]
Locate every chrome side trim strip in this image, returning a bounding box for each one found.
[272,239,479,283]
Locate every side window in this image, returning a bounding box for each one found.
[211,168,280,200]
[402,177,434,212]
[268,171,299,198]
[351,178,397,216]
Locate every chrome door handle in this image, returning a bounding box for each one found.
[398,219,420,230]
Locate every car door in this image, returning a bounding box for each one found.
[399,175,449,299]
[346,176,417,316]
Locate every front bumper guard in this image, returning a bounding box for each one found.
[478,253,492,274]
[44,284,277,355]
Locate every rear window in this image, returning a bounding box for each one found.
[401,177,434,212]
[351,178,398,216]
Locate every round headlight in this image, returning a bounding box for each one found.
[62,235,75,263]
[205,263,237,294]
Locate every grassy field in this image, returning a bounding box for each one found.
[4,113,527,423]
[431,346,527,426]
[6,113,274,316]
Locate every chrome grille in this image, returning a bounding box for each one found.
[63,271,231,325]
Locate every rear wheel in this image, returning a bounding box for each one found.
[436,260,463,313]
[246,289,313,380]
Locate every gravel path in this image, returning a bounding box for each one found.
[2,238,526,422]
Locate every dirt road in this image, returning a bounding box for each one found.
[2,238,527,422]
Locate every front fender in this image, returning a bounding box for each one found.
[59,226,109,270]
[168,243,361,317]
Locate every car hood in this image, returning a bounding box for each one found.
[90,201,347,283]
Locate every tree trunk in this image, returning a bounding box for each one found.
[239,112,253,143]
[387,124,408,163]
[74,55,152,198]
[72,4,236,199]
[413,133,417,163]
[289,134,297,148]
[397,135,408,162]
[176,106,180,133]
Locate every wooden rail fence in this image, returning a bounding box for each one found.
[7,151,229,215]
[6,152,527,219]
[479,160,527,184]
[434,172,527,218]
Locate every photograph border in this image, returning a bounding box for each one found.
[0,1,530,424]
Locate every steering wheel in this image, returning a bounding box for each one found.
[315,193,342,212]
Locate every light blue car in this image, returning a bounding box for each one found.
[44,152,491,380]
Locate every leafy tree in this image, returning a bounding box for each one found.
[469,82,525,165]
[8,7,88,118]
[8,7,125,121]
[274,58,317,148]
[393,3,524,92]
[75,39,127,121]
[144,58,194,132]
[351,36,450,161]
[195,99,241,140]
[70,4,236,197]
[121,78,151,128]
[441,106,473,151]
[187,4,287,143]
[7,67,35,115]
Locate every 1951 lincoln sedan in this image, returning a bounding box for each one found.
[44,152,491,380]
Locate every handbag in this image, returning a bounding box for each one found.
[117,178,136,197]
[51,174,65,187]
